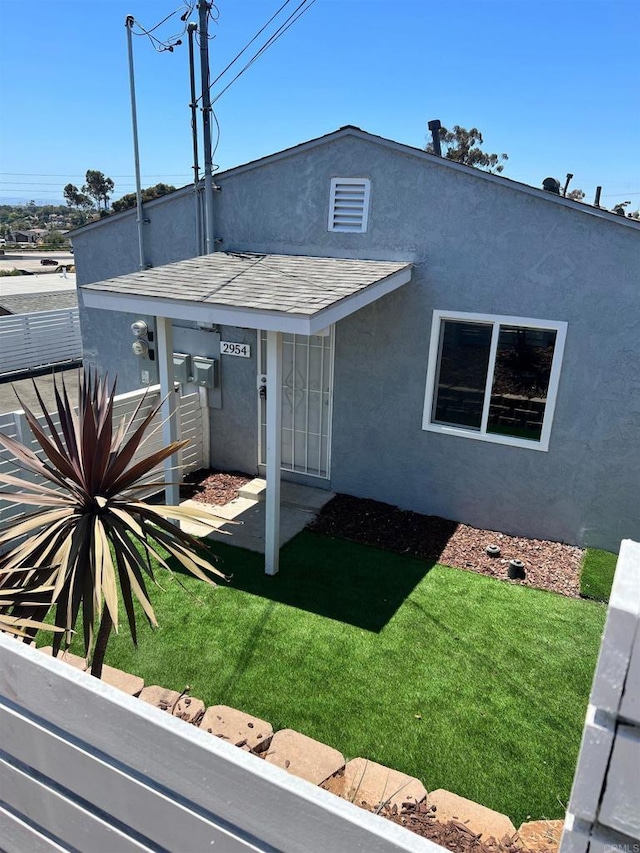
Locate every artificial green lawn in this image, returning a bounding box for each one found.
[580,549,617,602]
[52,531,606,827]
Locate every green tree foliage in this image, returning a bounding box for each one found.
[111,183,177,213]
[63,183,92,210]
[43,230,65,248]
[426,125,509,173]
[82,170,115,212]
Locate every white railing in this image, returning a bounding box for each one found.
[560,539,640,853]
[0,307,82,376]
[0,637,437,852]
[0,385,206,537]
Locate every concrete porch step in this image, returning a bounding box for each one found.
[238,478,335,513]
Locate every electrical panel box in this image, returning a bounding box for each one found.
[173,352,192,385]
[192,355,219,389]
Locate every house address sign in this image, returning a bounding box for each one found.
[220,341,251,358]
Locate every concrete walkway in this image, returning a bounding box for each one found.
[180,478,334,553]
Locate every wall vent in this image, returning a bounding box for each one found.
[328,178,371,233]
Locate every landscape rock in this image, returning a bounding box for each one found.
[428,790,517,841]
[99,664,144,696]
[322,757,427,810]
[517,819,564,852]
[39,646,88,671]
[200,705,273,752]
[264,729,345,785]
[139,686,205,724]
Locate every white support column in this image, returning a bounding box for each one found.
[265,330,283,576]
[156,316,180,507]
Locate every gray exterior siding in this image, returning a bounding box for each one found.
[71,132,640,550]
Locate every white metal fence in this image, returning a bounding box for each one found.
[0,637,437,852]
[560,539,640,853]
[0,308,82,376]
[0,385,206,537]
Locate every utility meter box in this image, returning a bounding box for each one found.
[173,352,192,385]
[192,355,218,389]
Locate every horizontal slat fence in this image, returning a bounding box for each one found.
[0,638,437,853]
[560,539,640,853]
[0,385,205,543]
[0,308,82,376]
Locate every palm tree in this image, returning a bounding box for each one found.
[0,371,226,677]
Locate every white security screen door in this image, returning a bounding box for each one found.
[259,329,334,478]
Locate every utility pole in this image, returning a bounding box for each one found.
[198,2,216,254]
[125,15,147,270]
[187,22,202,256]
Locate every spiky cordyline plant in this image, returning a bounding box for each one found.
[0,370,226,676]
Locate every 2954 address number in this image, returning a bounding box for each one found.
[220,341,251,358]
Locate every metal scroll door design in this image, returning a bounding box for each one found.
[259,330,334,478]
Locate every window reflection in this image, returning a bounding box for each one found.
[432,320,492,430]
[487,327,557,441]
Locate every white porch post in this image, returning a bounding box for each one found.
[265,330,283,575]
[156,316,180,507]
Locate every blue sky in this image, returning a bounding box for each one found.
[1,0,638,208]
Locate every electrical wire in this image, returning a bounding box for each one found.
[209,0,318,106]
[130,2,196,53]
[0,173,193,178]
[200,0,295,101]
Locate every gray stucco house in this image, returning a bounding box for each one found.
[70,126,640,554]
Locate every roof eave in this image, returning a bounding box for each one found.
[80,262,412,334]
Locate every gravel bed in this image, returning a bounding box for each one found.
[309,494,583,598]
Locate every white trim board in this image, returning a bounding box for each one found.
[421,310,568,452]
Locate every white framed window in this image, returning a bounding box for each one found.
[328,177,371,233]
[422,311,567,451]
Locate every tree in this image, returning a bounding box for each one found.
[63,183,92,210]
[111,183,176,213]
[426,125,509,173]
[0,371,227,677]
[43,230,65,248]
[82,170,115,212]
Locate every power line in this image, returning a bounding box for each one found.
[0,173,193,178]
[202,0,295,101]
[130,2,197,53]
[210,0,318,106]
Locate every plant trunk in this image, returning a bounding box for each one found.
[90,610,112,679]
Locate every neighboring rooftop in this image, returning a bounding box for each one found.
[0,290,78,315]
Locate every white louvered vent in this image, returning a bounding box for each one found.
[328,178,371,233]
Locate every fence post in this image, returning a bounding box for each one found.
[198,386,210,469]
[12,410,38,485]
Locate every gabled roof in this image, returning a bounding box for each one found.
[68,125,640,238]
[81,251,413,335]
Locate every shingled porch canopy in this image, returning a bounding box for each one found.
[81,252,412,574]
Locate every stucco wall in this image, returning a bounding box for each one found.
[71,133,640,549]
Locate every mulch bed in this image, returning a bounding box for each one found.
[180,470,583,598]
[378,802,552,853]
[180,468,252,506]
[309,494,583,598]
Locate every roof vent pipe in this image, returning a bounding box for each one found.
[594,186,602,207]
[428,119,442,157]
[562,173,573,197]
[542,177,561,194]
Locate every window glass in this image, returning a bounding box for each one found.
[487,326,557,441]
[432,320,492,430]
